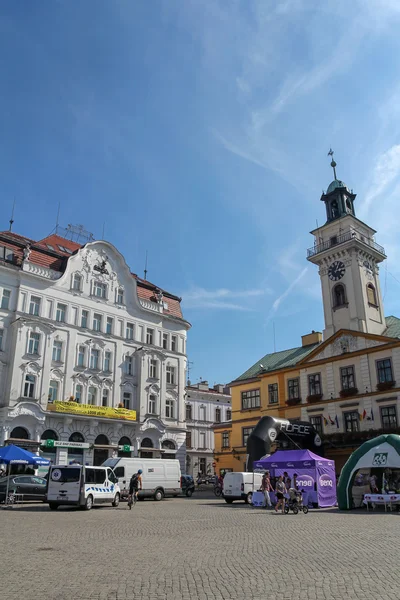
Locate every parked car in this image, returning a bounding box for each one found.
[181,475,195,497]
[0,475,47,503]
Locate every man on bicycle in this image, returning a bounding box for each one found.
[128,469,143,506]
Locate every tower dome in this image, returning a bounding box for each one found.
[326,179,349,195]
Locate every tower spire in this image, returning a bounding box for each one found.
[327,148,337,180]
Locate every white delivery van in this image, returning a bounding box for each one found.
[103,457,181,501]
[47,465,120,510]
[223,472,263,504]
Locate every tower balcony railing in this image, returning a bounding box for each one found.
[307,231,385,258]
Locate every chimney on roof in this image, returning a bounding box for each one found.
[301,331,322,347]
[213,384,224,393]
[198,380,209,391]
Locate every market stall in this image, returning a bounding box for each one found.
[337,434,400,510]
[0,444,50,507]
[253,449,337,508]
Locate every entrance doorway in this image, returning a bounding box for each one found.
[140,437,154,459]
[161,439,176,460]
[93,434,110,466]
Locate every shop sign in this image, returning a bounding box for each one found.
[118,445,134,452]
[48,401,136,421]
[41,440,90,449]
[372,452,388,466]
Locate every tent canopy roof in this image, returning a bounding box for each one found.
[0,444,50,465]
[255,449,329,467]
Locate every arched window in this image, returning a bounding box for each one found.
[161,440,176,450]
[68,432,85,461]
[367,283,378,306]
[40,429,58,458]
[331,200,339,219]
[72,273,82,291]
[69,432,84,443]
[41,429,58,442]
[10,426,29,440]
[95,434,109,446]
[118,436,132,457]
[141,437,154,448]
[333,284,346,308]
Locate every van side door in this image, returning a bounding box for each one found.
[94,468,109,503]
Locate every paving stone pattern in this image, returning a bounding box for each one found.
[1,497,399,600]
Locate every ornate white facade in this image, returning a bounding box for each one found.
[185,381,231,477]
[0,230,190,469]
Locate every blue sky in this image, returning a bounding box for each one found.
[2,1,400,385]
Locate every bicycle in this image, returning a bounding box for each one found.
[213,485,223,498]
[127,492,138,509]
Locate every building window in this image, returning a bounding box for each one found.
[186,404,192,420]
[162,333,168,349]
[268,383,279,404]
[242,427,254,447]
[308,373,322,395]
[77,346,86,367]
[93,281,107,298]
[226,409,232,420]
[165,399,175,419]
[88,386,97,405]
[344,411,359,433]
[72,273,82,291]
[126,323,134,340]
[81,310,89,328]
[199,406,206,421]
[116,288,124,304]
[310,415,323,436]
[215,407,221,423]
[146,328,154,345]
[75,384,83,403]
[28,332,40,355]
[148,394,156,414]
[367,284,378,306]
[381,405,397,430]
[341,366,355,390]
[171,335,177,352]
[23,374,36,398]
[90,349,99,370]
[377,359,393,383]
[123,392,131,409]
[48,380,59,403]
[125,356,134,375]
[241,389,260,410]
[288,378,300,399]
[56,303,66,322]
[106,317,113,335]
[104,351,111,372]
[0,246,14,262]
[1,289,11,310]
[102,388,109,407]
[0,329,3,351]
[93,313,102,332]
[186,431,192,449]
[29,296,41,316]
[149,359,157,379]
[199,432,206,449]
[199,457,206,474]
[166,365,176,384]
[52,340,62,362]
[222,431,230,448]
[333,284,346,308]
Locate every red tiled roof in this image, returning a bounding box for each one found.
[0,230,184,320]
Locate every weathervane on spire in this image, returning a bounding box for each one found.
[327,148,337,179]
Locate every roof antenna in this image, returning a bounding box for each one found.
[102,222,105,239]
[144,250,148,280]
[9,198,15,231]
[273,321,276,352]
[55,202,61,234]
[327,148,337,180]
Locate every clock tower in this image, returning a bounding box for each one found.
[307,152,387,341]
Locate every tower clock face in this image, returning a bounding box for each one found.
[328,261,346,281]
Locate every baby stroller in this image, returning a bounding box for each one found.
[284,488,309,514]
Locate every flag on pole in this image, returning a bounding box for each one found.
[359,412,363,421]
[323,417,328,426]
[362,409,367,420]
[335,415,339,428]
[329,415,334,425]
[371,408,374,421]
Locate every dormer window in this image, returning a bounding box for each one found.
[93,281,107,299]
[72,273,82,291]
[116,288,124,304]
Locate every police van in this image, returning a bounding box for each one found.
[47,464,120,510]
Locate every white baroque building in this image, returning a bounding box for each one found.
[0,229,190,469]
[185,381,231,477]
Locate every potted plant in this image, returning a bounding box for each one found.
[306,393,323,403]
[376,380,396,392]
[339,387,358,398]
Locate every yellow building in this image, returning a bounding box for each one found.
[215,160,400,474]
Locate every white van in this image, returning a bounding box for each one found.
[103,457,181,501]
[47,465,120,510]
[223,472,263,504]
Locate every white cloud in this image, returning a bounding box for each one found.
[360,145,400,216]
[182,286,270,311]
[272,267,308,312]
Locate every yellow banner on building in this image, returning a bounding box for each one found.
[48,401,136,421]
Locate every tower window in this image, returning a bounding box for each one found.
[346,198,352,213]
[333,284,346,308]
[367,284,378,306]
[331,200,339,219]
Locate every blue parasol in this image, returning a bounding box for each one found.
[0,445,50,506]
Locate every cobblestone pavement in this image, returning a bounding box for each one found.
[1,497,399,600]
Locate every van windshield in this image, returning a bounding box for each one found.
[50,467,81,483]
[103,458,119,469]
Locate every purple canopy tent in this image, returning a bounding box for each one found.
[253,449,337,508]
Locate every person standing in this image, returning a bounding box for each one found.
[261,470,273,509]
[275,475,286,514]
